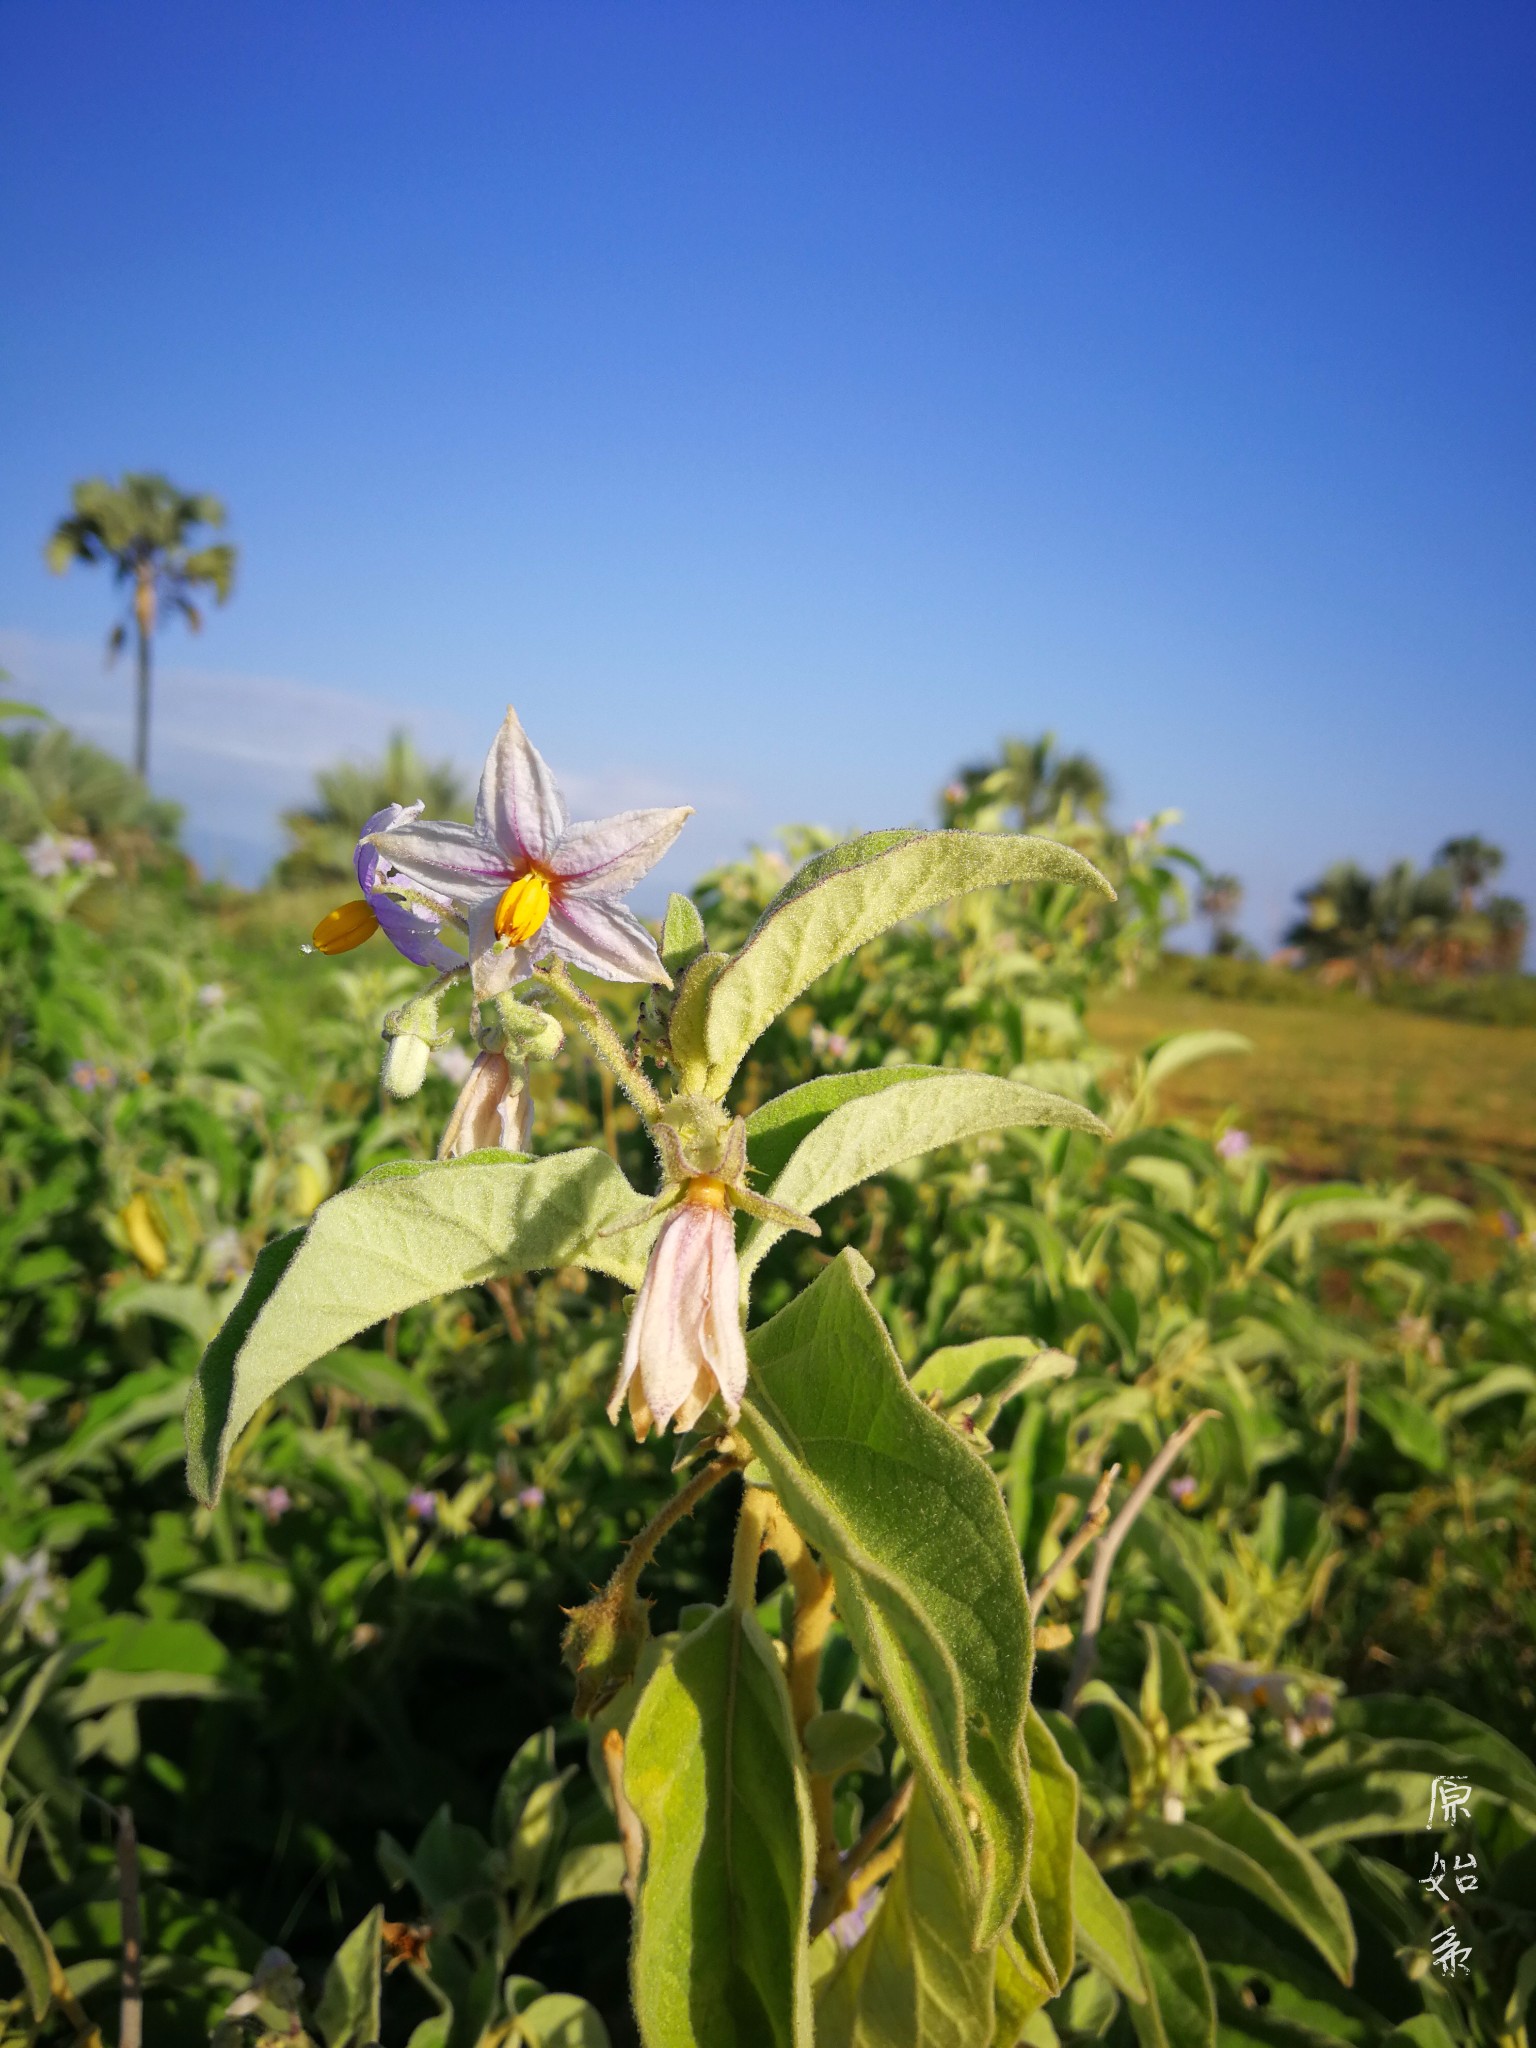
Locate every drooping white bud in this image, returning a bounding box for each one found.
[381,1031,432,1099]
[438,1051,534,1158]
[607,1185,747,1440]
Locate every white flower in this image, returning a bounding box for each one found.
[437,1051,533,1158]
[367,708,692,998]
[607,1185,747,1440]
[2,1549,60,1644]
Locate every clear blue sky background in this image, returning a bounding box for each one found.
[2,1,1532,947]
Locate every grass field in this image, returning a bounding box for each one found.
[1086,983,1536,1195]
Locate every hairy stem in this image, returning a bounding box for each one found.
[534,956,664,1123]
[1064,1410,1218,1714]
[615,1452,740,1601]
[729,1481,773,1610]
[764,1499,841,1887]
[810,1776,914,1937]
[115,1807,142,2048]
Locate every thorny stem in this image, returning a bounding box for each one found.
[615,1453,740,1602]
[810,1775,914,1938]
[602,1730,644,1903]
[1029,1464,1121,1619]
[534,956,664,1124]
[764,1499,841,1888]
[729,1481,773,1610]
[1064,1410,1218,1715]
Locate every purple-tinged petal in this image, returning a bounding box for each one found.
[355,801,423,892]
[475,707,568,867]
[544,896,668,986]
[369,818,511,902]
[372,893,462,971]
[548,806,693,898]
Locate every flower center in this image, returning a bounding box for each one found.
[685,1175,730,1209]
[495,870,553,946]
[313,899,380,954]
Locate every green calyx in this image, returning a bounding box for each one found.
[477,990,564,1061]
[560,1579,654,1720]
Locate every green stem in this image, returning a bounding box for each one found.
[614,1453,739,1600]
[534,957,664,1123]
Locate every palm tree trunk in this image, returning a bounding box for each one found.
[134,620,152,780]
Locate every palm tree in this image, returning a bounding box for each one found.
[45,474,237,781]
[944,733,1110,831]
[274,730,470,886]
[1197,872,1244,955]
[1435,835,1505,914]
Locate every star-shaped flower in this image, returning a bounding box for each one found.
[367,708,692,996]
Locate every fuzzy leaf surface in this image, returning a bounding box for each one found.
[1135,1787,1355,1983]
[1073,1846,1146,2004]
[815,1780,995,2048]
[624,1602,814,2048]
[740,1252,1034,1945]
[741,1073,1106,1287]
[315,1907,383,2048]
[700,829,1112,1093]
[185,1151,654,1504]
[1127,1898,1215,2048]
[745,1067,943,1182]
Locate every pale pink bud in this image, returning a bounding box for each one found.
[437,1051,533,1159]
[607,1193,747,1440]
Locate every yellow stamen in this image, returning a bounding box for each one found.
[495,870,553,946]
[686,1175,730,1210]
[313,899,380,954]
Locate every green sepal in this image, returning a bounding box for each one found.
[661,893,708,978]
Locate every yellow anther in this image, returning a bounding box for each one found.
[685,1175,730,1210]
[495,870,553,946]
[312,899,380,954]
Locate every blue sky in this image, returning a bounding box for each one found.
[2,2,1532,946]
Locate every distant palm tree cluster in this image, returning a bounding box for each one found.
[1285,836,1527,985]
[273,730,470,885]
[941,732,1111,830]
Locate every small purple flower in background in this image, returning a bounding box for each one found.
[1167,1474,1198,1506]
[1500,1210,1521,1240]
[70,1060,99,1092]
[60,837,97,867]
[24,835,68,878]
[433,1042,474,1085]
[828,1883,883,1952]
[406,1488,438,1522]
[1216,1128,1251,1162]
[197,983,226,1009]
[517,1485,546,1511]
[204,1229,248,1286]
[256,1485,292,1523]
[810,1023,852,1063]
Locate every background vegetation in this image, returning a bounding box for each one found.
[2,709,1534,2048]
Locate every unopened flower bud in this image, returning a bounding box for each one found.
[438,1051,534,1157]
[382,1031,432,1099]
[560,1579,653,1718]
[477,992,564,1062]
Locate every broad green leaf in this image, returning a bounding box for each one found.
[495,1728,558,1851]
[311,1346,449,1436]
[1382,2022,1458,2048]
[699,828,1113,1093]
[1074,1682,1156,1797]
[548,1842,628,1908]
[802,1710,885,1780]
[1143,1032,1251,1094]
[180,1563,294,1615]
[740,1252,1034,1944]
[1018,1708,1077,1993]
[994,1932,1054,2044]
[185,1151,655,1504]
[741,1073,1107,1288]
[0,1875,53,2021]
[315,1906,383,2048]
[1127,1897,1215,2048]
[624,1602,815,2048]
[815,1780,995,2048]
[909,1337,1071,1407]
[0,1647,76,1780]
[1358,1388,1446,1472]
[1134,1788,1355,1983]
[516,1992,612,2047]
[746,1067,946,1182]
[1073,1846,1145,2004]
[1139,1625,1198,1735]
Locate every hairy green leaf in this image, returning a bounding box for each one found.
[185,1151,654,1504]
[1127,1897,1215,2048]
[745,1067,945,1182]
[516,1992,612,2047]
[1073,1846,1145,2004]
[740,1252,1034,1945]
[624,1602,815,2048]
[0,1876,53,2021]
[816,1780,995,2048]
[1135,1788,1355,1983]
[315,1906,383,2048]
[1018,1708,1077,1992]
[741,1073,1106,1288]
[700,829,1113,1093]
[802,1710,885,1780]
